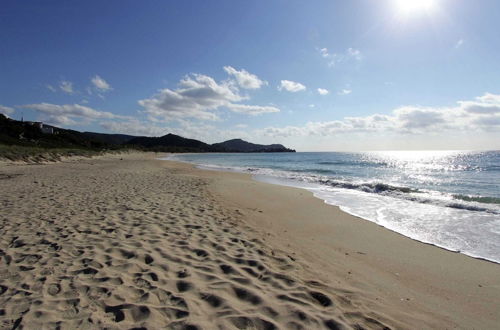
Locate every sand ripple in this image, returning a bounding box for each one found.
[0,155,392,329]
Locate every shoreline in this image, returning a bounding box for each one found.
[302,188,500,266]
[164,154,500,265]
[1,153,499,329]
[163,158,500,329]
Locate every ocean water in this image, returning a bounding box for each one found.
[164,151,500,263]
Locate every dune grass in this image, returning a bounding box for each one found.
[0,144,114,163]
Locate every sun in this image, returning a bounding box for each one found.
[394,0,437,15]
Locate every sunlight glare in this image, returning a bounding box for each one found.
[394,0,436,15]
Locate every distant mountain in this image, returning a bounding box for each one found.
[212,138,295,152]
[0,115,295,153]
[127,135,295,153]
[127,133,215,152]
[82,132,138,145]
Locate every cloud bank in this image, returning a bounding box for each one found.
[260,93,500,137]
[21,103,130,126]
[139,68,279,121]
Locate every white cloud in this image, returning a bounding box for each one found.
[46,84,56,92]
[91,75,112,92]
[338,89,352,95]
[477,92,500,104]
[227,104,280,115]
[43,115,78,126]
[457,93,500,114]
[317,88,329,95]
[455,39,464,49]
[278,80,306,92]
[319,47,362,67]
[347,47,362,60]
[459,101,500,114]
[259,93,500,138]
[223,66,267,89]
[474,116,500,127]
[0,105,15,116]
[100,120,170,137]
[22,103,122,119]
[139,74,241,121]
[139,71,279,121]
[235,124,248,129]
[21,103,130,126]
[59,80,74,94]
[394,106,446,129]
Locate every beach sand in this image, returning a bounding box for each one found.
[0,153,499,329]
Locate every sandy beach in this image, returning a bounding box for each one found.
[1,153,499,329]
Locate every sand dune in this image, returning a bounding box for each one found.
[0,153,395,329]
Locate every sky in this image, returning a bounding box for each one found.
[1,0,499,151]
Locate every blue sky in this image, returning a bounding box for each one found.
[1,0,499,151]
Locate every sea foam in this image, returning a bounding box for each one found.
[164,151,500,263]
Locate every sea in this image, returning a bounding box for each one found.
[164,150,500,263]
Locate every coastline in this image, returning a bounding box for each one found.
[256,177,500,265]
[166,152,500,264]
[165,157,500,329]
[0,153,498,329]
